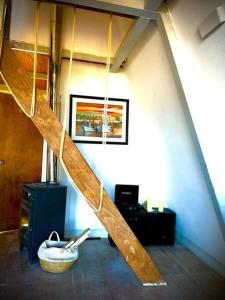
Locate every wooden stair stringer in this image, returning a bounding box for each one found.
[0,40,165,286]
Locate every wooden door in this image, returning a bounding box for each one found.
[0,93,43,231]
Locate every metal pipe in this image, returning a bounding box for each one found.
[41,140,48,182]
[48,3,62,182]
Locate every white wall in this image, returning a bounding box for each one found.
[10,0,133,57]
[60,57,171,237]
[61,7,132,57]
[124,19,225,275]
[59,60,132,237]
[167,0,225,221]
[58,0,225,275]
[10,0,51,47]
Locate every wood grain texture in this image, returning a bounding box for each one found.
[0,40,164,285]
[12,49,48,73]
[13,50,48,90]
[0,50,48,90]
[0,93,43,231]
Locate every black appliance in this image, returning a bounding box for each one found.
[19,182,67,263]
[109,184,176,246]
[115,184,139,206]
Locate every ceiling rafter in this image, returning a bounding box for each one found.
[111,0,164,72]
[32,0,164,72]
[110,17,150,73]
[10,40,114,65]
[34,0,158,19]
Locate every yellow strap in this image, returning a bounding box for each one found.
[99,14,112,208]
[59,11,113,213]
[58,8,102,212]
[59,7,76,157]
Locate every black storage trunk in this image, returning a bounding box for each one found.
[109,184,176,246]
[19,182,67,263]
[124,208,176,245]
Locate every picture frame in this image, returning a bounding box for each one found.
[69,95,129,144]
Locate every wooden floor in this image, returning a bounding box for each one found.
[0,232,225,300]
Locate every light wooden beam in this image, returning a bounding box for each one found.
[10,40,113,65]
[0,39,165,286]
[62,49,114,65]
[35,0,158,19]
[110,17,150,73]
[27,71,47,80]
[10,40,49,55]
[0,82,47,96]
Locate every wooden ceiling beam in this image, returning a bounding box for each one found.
[10,40,113,65]
[10,40,49,55]
[61,50,114,65]
[110,17,150,73]
[111,1,164,72]
[26,71,47,80]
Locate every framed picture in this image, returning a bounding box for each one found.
[69,95,129,144]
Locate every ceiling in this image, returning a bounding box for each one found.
[10,0,134,58]
[0,0,163,92]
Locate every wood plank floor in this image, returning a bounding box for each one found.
[0,231,225,300]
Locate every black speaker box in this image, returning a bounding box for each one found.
[115,184,139,206]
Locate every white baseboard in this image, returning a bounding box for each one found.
[176,231,225,278]
[65,228,108,239]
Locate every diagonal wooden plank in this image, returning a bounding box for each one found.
[0,40,165,286]
[111,0,164,72]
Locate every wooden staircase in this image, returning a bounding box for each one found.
[0,40,165,286]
